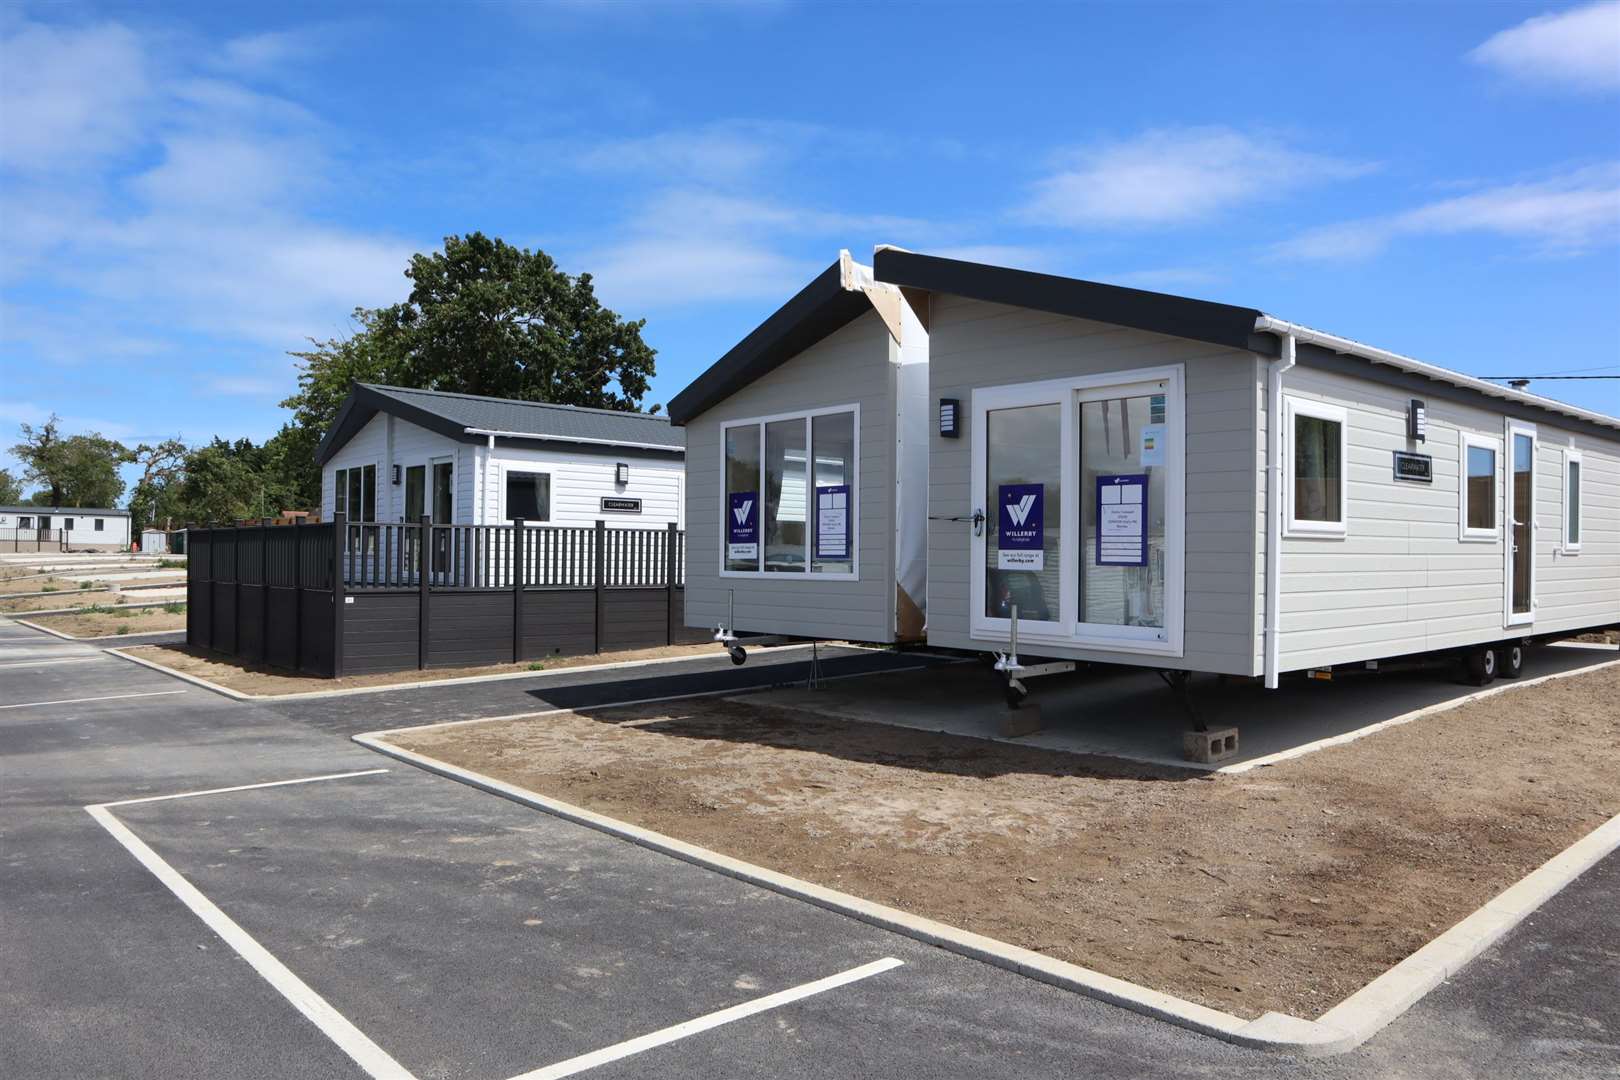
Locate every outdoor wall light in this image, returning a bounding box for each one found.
[939,398,960,438]
[391,464,401,485]
[615,462,630,485]
[1407,398,1427,443]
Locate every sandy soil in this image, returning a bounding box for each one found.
[0,590,121,613]
[28,607,187,637]
[125,640,732,695]
[391,664,1620,1020]
[0,575,70,595]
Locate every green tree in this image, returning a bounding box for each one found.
[282,233,658,443]
[10,416,129,507]
[0,467,22,504]
[127,438,189,532]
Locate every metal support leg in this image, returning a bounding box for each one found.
[1159,670,1203,732]
[806,640,822,690]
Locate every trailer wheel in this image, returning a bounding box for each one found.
[1463,646,1497,686]
[1497,642,1524,680]
[729,645,747,666]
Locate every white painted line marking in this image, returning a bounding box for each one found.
[86,802,416,1080]
[98,768,391,808]
[0,656,98,668]
[0,689,186,710]
[505,957,904,1080]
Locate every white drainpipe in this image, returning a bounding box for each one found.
[1256,317,1296,689]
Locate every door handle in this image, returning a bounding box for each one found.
[972,509,985,537]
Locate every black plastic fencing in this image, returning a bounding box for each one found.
[3,529,68,552]
[187,515,704,678]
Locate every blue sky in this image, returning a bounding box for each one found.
[3,1,1617,493]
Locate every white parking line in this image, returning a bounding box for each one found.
[99,768,391,808]
[0,656,99,669]
[0,689,186,710]
[505,957,905,1080]
[86,769,415,1080]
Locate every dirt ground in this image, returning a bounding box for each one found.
[0,575,70,595]
[125,640,731,695]
[389,663,1620,1021]
[0,590,121,613]
[28,606,187,637]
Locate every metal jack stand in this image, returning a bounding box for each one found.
[714,590,746,665]
[806,640,822,690]
[991,604,1074,708]
[1158,669,1202,731]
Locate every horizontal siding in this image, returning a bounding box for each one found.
[682,310,899,643]
[1275,366,1620,671]
[925,295,1261,674]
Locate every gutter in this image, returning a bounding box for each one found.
[461,428,682,453]
[1253,317,1619,432]
[1256,316,1296,690]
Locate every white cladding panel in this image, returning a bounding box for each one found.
[925,294,1263,674]
[1274,365,1620,670]
[323,413,682,527]
[681,310,899,643]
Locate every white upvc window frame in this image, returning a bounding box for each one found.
[968,364,1186,658]
[1283,396,1350,538]
[1563,447,1583,554]
[1503,418,1538,628]
[717,402,861,582]
[1457,430,1502,543]
[500,464,552,523]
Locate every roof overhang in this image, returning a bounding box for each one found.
[872,247,1273,354]
[666,260,875,426]
[316,383,475,466]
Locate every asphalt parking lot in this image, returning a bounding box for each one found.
[3,616,1616,1079]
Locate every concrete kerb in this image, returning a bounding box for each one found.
[3,600,178,618]
[101,641,904,704]
[11,618,183,644]
[351,677,1620,1056]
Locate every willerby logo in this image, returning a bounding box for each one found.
[1005,493,1037,528]
[732,500,754,525]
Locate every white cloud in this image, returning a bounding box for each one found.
[579,189,929,309]
[0,16,416,356]
[0,20,151,171]
[1471,2,1620,93]
[1281,163,1620,260]
[1021,127,1374,228]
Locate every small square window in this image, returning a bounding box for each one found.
[1459,431,1501,543]
[95,519,105,531]
[1285,397,1348,537]
[506,472,550,521]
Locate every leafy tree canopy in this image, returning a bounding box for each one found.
[283,233,658,444]
[0,468,22,505]
[10,416,130,507]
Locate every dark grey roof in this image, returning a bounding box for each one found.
[317,384,683,465]
[667,260,872,425]
[0,505,129,516]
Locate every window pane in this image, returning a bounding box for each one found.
[1512,433,1533,614]
[764,418,807,573]
[985,403,1061,622]
[405,466,425,521]
[347,469,363,522]
[810,412,855,574]
[724,425,762,571]
[1081,394,1165,629]
[362,465,377,522]
[506,472,549,521]
[95,519,105,531]
[335,469,348,516]
[1293,414,1341,522]
[432,462,453,523]
[1569,460,1581,543]
[1466,445,1495,531]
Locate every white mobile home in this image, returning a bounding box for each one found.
[670,249,1619,689]
[317,384,685,528]
[0,506,131,550]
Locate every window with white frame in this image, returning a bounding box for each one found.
[1564,449,1582,552]
[505,471,550,522]
[721,406,857,577]
[1285,397,1348,536]
[1458,431,1500,542]
[334,465,377,522]
[94,518,105,531]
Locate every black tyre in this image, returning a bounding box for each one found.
[1497,642,1524,680]
[729,645,747,666]
[1464,646,1497,686]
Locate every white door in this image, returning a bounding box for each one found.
[1505,421,1536,626]
[969,366,1185,656]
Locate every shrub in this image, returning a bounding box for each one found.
[80,581,93,590]
[163,602,185,614]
